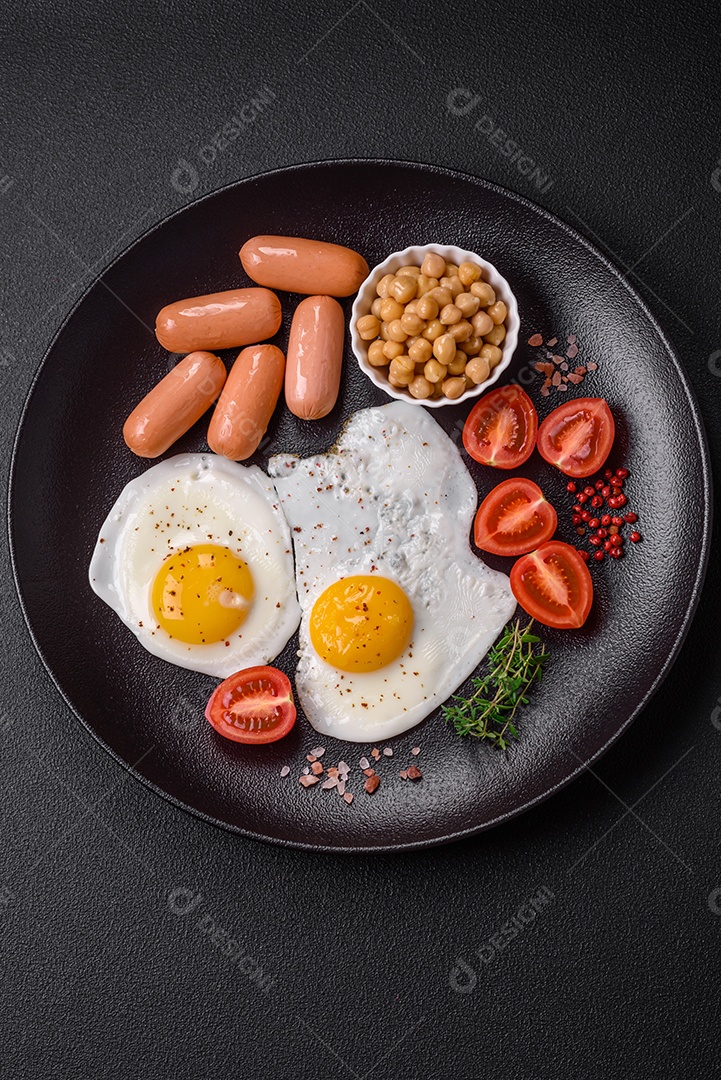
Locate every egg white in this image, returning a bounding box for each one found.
[269,402,516,742]
[89,453,300,677]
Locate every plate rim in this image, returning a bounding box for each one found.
[7,157,713,853]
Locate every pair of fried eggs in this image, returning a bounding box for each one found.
[90,402,515,742]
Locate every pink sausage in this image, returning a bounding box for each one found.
[285,295,344,420]
[123,351,226,458]
[155,288,281,352]
[239,235,368,297]
[207,344,285,461]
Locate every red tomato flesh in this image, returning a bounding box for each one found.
[510,541,593,629]
[205,665,296,744]
[463,385,538,469]
[537,398,615,478]
[474,478,558,556]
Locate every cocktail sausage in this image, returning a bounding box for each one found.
[239,236,368,297]
[155,288,281,352]
[123,351,226,458]
[208,344,285,460]
[285,295,344,420]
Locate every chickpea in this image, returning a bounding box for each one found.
[464,374,476,390]
[404,299,419,316]
[405,335,420,350]
[458,261,481,286]
[401,311,425,336]
[379,297,404,322]
[409,337,433,364]
[480,343,503,367]
[428,286,453,309]
[422,318,445,342]
[439,303,462,325]
[448,351,468,375]
[455,292,480,317]
[416,275,439,296]
[470,280,496,305]
[408,375,434,399]
[442,376,467,400]
[393,354,416,375]
[383,339,405,360]
[380,321,390,341]
[388,319,408,342]
[389,358,414,385]
[416,294,439,320]
[459,335,482,356]
[389,275,417,304]
[424,359,448,383]
[487,301,508,325]
[433,333,457,365]
[388,372,406,388]
[397,264,421,277]
[367,340,387,367]
[377,273,395,298]
[450,319,473,342]
[484,323,506,346]
[440,275,464,298]
[357,314,380,340]
[432,380,445,398]
[421,252,447,278]
[371,297,384,319]
[472,310,494,337]
[444,263,459,276]
[465,356,491,384]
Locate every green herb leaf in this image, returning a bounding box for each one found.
[442,619,548,749]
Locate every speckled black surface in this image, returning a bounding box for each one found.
[8,161,711,851]
[3,2,721,1077]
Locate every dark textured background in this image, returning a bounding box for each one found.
[1,2,720,1076]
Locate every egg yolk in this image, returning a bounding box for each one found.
[151,544,254,645]
[309,575,413,673]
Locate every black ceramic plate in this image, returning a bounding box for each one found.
[9,161,711,852]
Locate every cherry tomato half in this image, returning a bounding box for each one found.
[536,397,615,478]
[462,385,538,469]
[510,541,593,630]
[474,478,558,556]
[205,666,296,744]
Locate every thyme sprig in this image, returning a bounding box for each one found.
[442,619,548,749]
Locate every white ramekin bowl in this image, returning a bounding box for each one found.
[350,243,519,408]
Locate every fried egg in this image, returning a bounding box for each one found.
[89,454,300,677]
[269,401,516,742]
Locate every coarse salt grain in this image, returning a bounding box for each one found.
[302,767,310,775]
[311,761,323,775]
[280,766,290,778]
[343,792,354,805]
[299,775,319,787]
[310,747,325,758]
[359,756,370,770]
[321,777,337,790]
[411,747,421,756]
[383,747,393,757]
